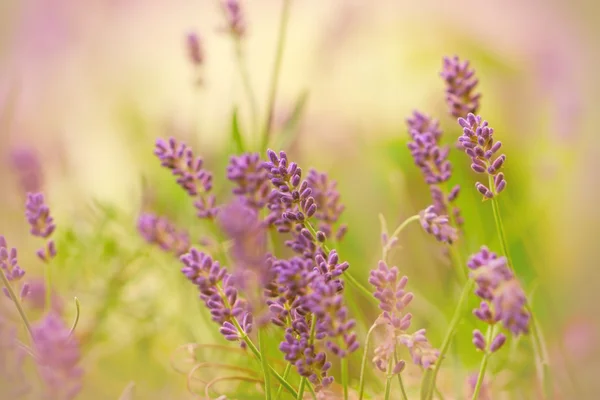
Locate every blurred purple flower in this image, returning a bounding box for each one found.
[25,192,57,262]
[154,137,218,218]
[0,236,25,282]
[468,246,530,336]
[419,205,458,245]
[0,316,29,397]
[466,371,491,400]
[441,56,481,118]
[33,312,83,400]
[458,113,507,198]
[220,0,246,38]
[10,146,44,194]
[369,261,439,370]
[186,32,204,66]
[227,153,271,210]
[306,169,347,241]
[137,213,190,256]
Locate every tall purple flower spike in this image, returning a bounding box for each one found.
[32,313,84,400]
[154,137,218,218]
[458,113,507,198]
[441,56,481,118]
[227,153,271,210]
[186,32,203,66]
[468,246,530,341]
[407,110,463,228]
[419,205,458,245]
[220,0,246,38]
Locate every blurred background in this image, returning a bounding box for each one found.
[1,0,599,398]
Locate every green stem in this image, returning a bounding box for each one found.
[394,349,409,400]
[0,269,33,339]
[384,358,394,400]
[358,323,378,400]
[422,279,475,400]
[275,363,292,400]
[232,318,298,398]
[261,0,293,151]
[297,378,307,400]
[471,326,494,400]
[44,260,52,311]
[259,329,273,400]
[487,175,550,396]
[341,357,349,400]
[344,272,376,301]
[307,383,317,399]
[233,39,260,146]
[68,297,81,337]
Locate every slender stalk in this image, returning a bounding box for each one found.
[358,323,378,400]
[487,175,550,395]
[471,326,494,400]
[261,0,293,151]
[394,349,409,400]
[382,215,420,261]
[384,357,394,400]
[341,357,349,400]
[68,297,81,337]
[275,363,292,400]
[233,39,260,146]
[422,279,475,400]
[307,383,317,399]
[297,378,307,400]
[0,269,33,338]
[259,329,273,400]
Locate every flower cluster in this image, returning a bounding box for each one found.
[137,213,190,256]
[441,56,481,118]
[227,153,271,210]
[369,261,439,371]
[406,110,463,240]
[25,193,57,262]
[0,236,25,283]
[32,313,83,400]
[419,206,458,245]
[458,114,507,198]
[306,169,347,241]
[154,137,218,218]
[468,246,530,353]
[186,32,203,67]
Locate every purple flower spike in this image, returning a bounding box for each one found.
[137,213,190,256]
[25,193,55,239]
[154,137,218,218]
[458,114,507,199]
[419,206,458,244]
[10,146,43,194]
[441,56,481,118]
[33,313,83,400]
[306,169,346,240]
[220,0,246,38]
[186,32,203,66]
[0,236,25,282]
[180,248,252,342]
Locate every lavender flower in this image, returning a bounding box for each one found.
[441,56,481,118]
[0,236,25,282]
[25,192,57,262]
[419,206,458,244]
[306,169,347,241]
[154,137,218,218]
[220,0,246,38]
[369,261,439,370]
[10,146,43,194]
[468,246,530,336]
[186,32,203,66]
[137,213,190,256]
[227,153,271,209]
[32,312,83,400]
[406,110,463,228]
[458,113,507,198]
[180,248,252,343]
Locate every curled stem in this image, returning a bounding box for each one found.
[381,214,420,261]
[0,269,33,339]
[68,297,81,337]
[204,375,263,399]
[358,323,378,400]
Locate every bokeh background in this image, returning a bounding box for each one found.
[1,0,599,398]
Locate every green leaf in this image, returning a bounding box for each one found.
[231,107,246,154]
[273,90,309,150]
[117,381,135,400]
